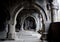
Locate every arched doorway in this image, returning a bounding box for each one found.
[23,16,36,31]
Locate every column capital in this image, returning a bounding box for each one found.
[52,0,59,10]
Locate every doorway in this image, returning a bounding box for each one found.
[23,16,36,31]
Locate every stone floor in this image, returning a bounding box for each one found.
[0,39,48,42]
[0,30,48,42]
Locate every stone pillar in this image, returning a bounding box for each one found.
[51,0,59,22]
[7,20,16,40]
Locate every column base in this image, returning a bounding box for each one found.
[7,32,16,40]
[40,32,47,40]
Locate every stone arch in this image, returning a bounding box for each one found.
[33,3,47,22]
[12,4,47,30]
[8,3,47,39]
[12,3,48,25]
[23,16,36,31]
[11,3,46,34]
[15,9,41,31]
[20,13,39,31]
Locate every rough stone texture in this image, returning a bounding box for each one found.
[0,0,59,41]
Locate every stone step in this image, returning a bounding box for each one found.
[16,30,41,40]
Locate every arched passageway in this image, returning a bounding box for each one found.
[0,0,59,41]
[8,3,47,40]
[15,9,40,32]
[14,9,44,41]
[23,16,36,31]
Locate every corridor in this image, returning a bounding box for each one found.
[0,0,59,42]
[0,30,47,42]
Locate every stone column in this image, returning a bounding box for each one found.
[51,0,59,22]
[7,19,16,40]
